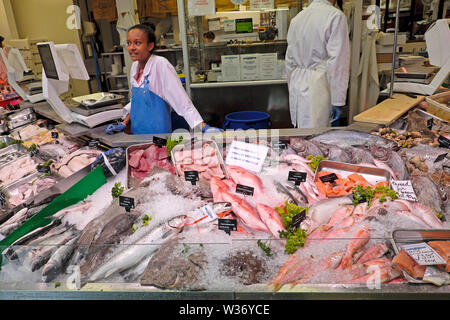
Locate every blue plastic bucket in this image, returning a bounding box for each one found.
[223,111,271,130]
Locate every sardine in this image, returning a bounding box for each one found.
[310,130,396,149]
[86,215,187,283]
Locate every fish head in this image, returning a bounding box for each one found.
[168,215,189,230]
[212,202,233,215]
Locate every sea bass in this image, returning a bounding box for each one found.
[41,236,79,282]
[86,215,187,283]
[300,197,354,234]
[309,130,396,149]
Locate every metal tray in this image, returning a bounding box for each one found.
[314,160,391,194]
[71,92,125,108]
[0,147,27,167]
[9,121,47,141]
[125,143,163,189]
[6,108,37,130]
[0,154,43,189]
[391,229,450,284]
[171,139,229,182]
[3,171,63,208]
[0,136,14,148]
[414,108,449,125]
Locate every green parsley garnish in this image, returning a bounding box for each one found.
[165,135,184,154]
[257,239,273,257]
[351,185,398,207]
[275,201,309,254]
[111,182,124,199]
[306,155,327,172]
[142,214,151,226]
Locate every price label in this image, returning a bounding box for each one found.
[190,204,219,225]
[434,153,448,163]
[390,180,418,201]
[225,140,268,174]
[292,211,306,229]
[153,136,167,148]
[37,165,51,174]
[427,118,434,130]
[119,196,135,212]
[89,139,100,148]
[184,170,199,185]
[319,173,338,183]
[288,171,307,185]
[30,148,39,157]
[272,140,289,151]
[218,218,237,235]
[438,135,450,149]
[400,242,447,266]
[0,192,5,207]
[51,131,59,139]
[236,184,255,197]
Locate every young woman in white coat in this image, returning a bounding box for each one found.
[286,0,350,128]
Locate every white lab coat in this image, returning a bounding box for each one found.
[286,0,350,128]
[122,54,204,129]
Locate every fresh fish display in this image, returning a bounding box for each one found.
[1,116,450,294]
[86,215,187,283]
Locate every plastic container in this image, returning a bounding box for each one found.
[223,111,271,130]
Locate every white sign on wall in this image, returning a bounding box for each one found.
[250,0,274,10]
[188,0,216,16]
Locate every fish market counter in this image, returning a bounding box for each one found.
[1,101,450,301]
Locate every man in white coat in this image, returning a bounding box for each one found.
[286,0,350,128]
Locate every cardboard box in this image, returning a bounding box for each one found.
[376,44,400,54]
[240,54,260,81]
[377,33,407,46]
[377,53,394,63]
[259,53,278,80]
[221,55,241,82]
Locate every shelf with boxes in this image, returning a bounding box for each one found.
[8,38,47,81]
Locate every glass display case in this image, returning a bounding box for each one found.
[176,0,303,129]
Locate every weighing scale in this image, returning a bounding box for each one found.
[37,42,124,128]
[389,19,450,96]
[0,47,45,103]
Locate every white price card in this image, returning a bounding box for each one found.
[225,140,268,173]
[400,242,447,266]
[390,180,418,201]
[189,204,219,225]
[250,0,274,10]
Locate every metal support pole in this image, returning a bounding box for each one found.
[177,0,192,98]
[389,0,401,98]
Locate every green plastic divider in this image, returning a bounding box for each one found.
[0,166,107,265]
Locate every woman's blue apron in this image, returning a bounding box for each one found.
[130,76,172,134]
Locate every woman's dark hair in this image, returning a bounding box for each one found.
[337,0,343,10]
[128,23,156,53]
[0,36,4,44]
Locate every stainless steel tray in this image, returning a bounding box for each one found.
[414,108,449,125]
[126,143,161,189]
[0,136,14,148]
[3,171,62,208]
[391,229,450,284]
[71,92,125,108]
[314,160,391,195]
[9,121,47,141]
[0,154,43,188]
[171,139,229,182]
[0,146,27,167]
[6,108,37,130]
